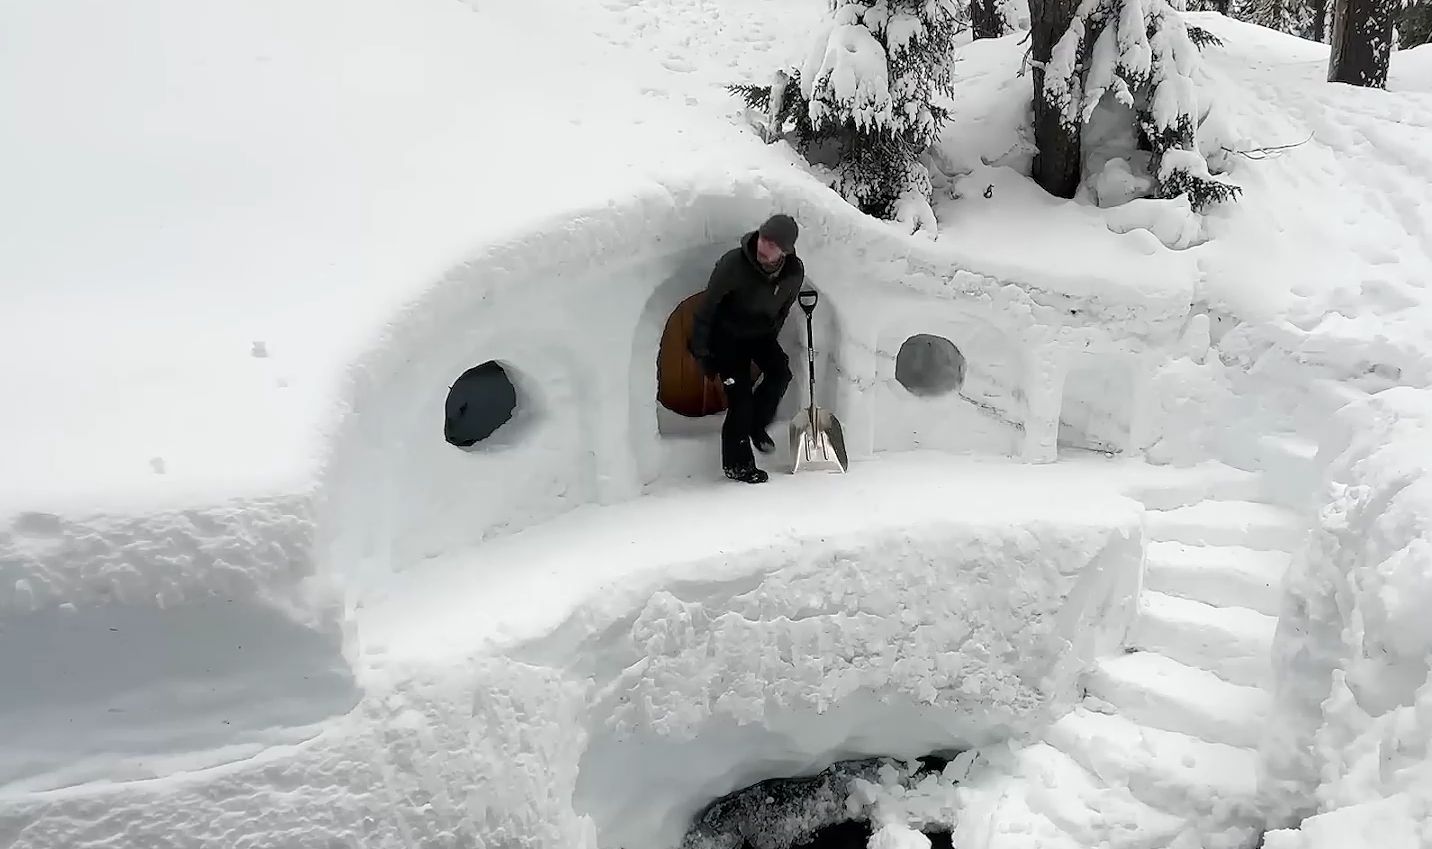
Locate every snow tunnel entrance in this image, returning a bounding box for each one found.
[656,292,759,418]
[679,755,965,849]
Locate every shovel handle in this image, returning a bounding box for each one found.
[798,289,818,315]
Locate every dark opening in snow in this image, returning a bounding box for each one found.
[444,361,518,447]
[792,821,952,849]
[793,820,870,849]
[682,755,963,849]
[895,334,966,397]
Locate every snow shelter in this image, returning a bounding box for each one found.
[323,175,1190,566]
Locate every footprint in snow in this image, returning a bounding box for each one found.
[661,56,697,73]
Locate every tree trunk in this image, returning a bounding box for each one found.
[1310,0,1328,40]
[1328,0,1396,86]
[1215,0,1231,14]
[1029,0,1083,198]
[970,0,1007,39]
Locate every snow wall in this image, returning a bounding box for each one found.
[0,504,1144,849]
[313,170,1191,592]
[1259,387,1432,849]
[0,495,356,796]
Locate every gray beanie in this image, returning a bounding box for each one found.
[758,214,799,253]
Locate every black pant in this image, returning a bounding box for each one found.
[713,335,792,469]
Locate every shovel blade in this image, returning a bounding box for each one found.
[789,406,849,473]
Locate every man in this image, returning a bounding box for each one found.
[689,214,804,484]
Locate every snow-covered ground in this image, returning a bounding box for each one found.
[3,0,1432,846]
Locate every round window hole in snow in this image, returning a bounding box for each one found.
[895,334,966,397]
[444,361,518,447]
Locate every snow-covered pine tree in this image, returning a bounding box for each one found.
[729,0,959,233]
[1232,0,1315,36]
[971,0,1032,39]
[971,0,1011,37]
[1311,0,1332,42]
[1001,0,1035,30]
[1398,0,1431,46]
[1041,0,1241,209]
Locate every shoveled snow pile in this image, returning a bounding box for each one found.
[1261,387,1432,849]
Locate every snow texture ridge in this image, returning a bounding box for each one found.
[516,505,1143,849]
[0,496,320,619]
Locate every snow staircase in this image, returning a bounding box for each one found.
[984,479,1303,849]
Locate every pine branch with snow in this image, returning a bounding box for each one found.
[727,74,819,145]
[1186,24,1226,47]
[1043,0,1241,210]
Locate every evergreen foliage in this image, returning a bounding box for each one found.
[1043,0,1241,210]
[1232,0,1314,38]
[728,1,960,231]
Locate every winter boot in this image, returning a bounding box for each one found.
[724,464,770,484]
[750,428,775,454]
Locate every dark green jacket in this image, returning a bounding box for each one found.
[689,231,805,359]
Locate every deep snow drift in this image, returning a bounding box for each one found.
[4,0,1432,847]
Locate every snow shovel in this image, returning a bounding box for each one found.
[789,290,849,474]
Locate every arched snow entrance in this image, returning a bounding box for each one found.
[444,360,519,447]
[632,255,841,484]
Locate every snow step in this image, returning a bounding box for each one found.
[982,783,1085,849]
[1128,464,1263,510]
[1144,542,1289,616]
[1046,707,1260,823]
[1259,432,1318,465]
[1258,433,1322,510]
[1145,500,1304,550]
[1084,652,1271,748]
[1013,743,1186,849]
[1129,592,1276,688]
